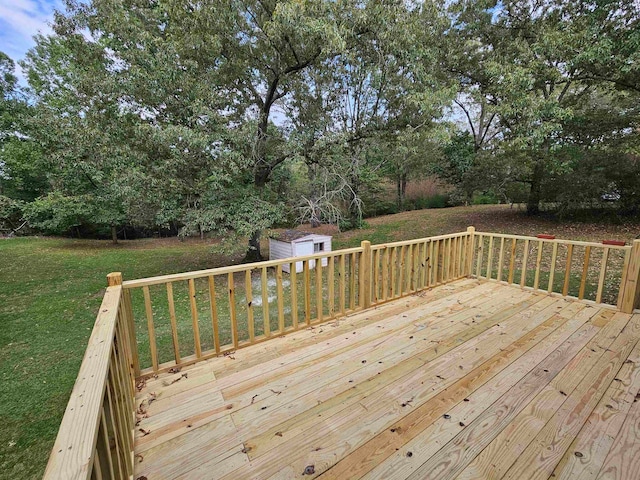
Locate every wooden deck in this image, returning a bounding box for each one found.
[133,279,640,480]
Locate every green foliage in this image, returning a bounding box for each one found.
[472,192,500,205]
[0,0,637,246]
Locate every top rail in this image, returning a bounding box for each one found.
[369,231,469,250]
[122,247,364,288]
[474,231,630,250]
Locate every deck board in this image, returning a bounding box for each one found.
[134,279,640,480]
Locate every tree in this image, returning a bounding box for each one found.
[446,0,640,214]
[0,52,47,233]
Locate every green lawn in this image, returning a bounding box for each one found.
[0,237,237,479]
[2,204,639,479]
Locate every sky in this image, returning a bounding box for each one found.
[0,0,62,67]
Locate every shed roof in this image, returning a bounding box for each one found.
[270,230,331,242]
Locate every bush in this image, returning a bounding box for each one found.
[405,194,450,210]
[473,192,500,205]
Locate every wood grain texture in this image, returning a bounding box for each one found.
[129,281,640,480]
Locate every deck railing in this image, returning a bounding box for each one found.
[120,230,473,376]
[43,227,640,479]
[471,232,633,308]
[43,275,136,480]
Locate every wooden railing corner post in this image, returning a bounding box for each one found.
[619,239,640,313]
[360,240,372,309]
[107,271,123,286]
[466,227,476,277]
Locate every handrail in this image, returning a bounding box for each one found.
[43,278,136,480]
[474,231,630,250]
[122,247,364,288]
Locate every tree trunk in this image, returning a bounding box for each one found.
[244,230,263,263]
[396,173,407,210]
[245,106,271,262]
[111,225,118,245]
[527,161,544,215]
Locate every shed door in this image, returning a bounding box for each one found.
[296,240,315,272]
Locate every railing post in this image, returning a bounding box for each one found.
[619,240,640,313]
[360,240,372,309]
[107,271,122,286]
[466,226,476,277]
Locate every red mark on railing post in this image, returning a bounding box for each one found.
[536,234,556,240]
[602,240,626,246]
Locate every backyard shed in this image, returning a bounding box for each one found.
[269,230,332,273]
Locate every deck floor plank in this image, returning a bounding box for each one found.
[133,280,640,480]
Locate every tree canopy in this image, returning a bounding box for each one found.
[0,0,638,250]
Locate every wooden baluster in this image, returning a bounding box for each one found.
[114,321,134,434]
[520,239,530,287]
[390,247,397,297]
[406,244,413,292]
[563,244,574,296]
[427,241,433,286]
[141,286,158,372]
[228,273,238,348]
[245,270,254,343]
[447,238,453,280]
[93,450,103,480]
[107,360,128,477]
[103,388,125,479]
[398,245,405,294]
[497,237,506,282]
[339,254,346,315]
[382,248,389,300]
[456,236,461,278]
[579,246,591,300]
[508,238,517,284]
[164,283,181,365]
[534,240,543,290]
[407,244,414,291]
[276,265,285,332]
[548,243,559,293]
[261,268,270,338]
[412,243,419,289]
[373,249,380,302]
[290,263,298,329]
[208,276,220,354]
[433,241,440,284]
[316,259,323,322]
[111,344,132,470]
[328,255,335,316]
[420,241,428,288]
[350,253,357,308]
[486,236,495,280]
[121,288,140,377]
[455,236,460,278]
[188,279,202,358]
[475,234,484,278]
[99,410,115,480]
[596,247,610,303]
[441,239,448,282]
[304,260,312,324]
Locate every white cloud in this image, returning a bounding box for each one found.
[0,0,62,62]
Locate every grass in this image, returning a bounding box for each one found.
[2,204,640,478]
[0,237,239,479]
